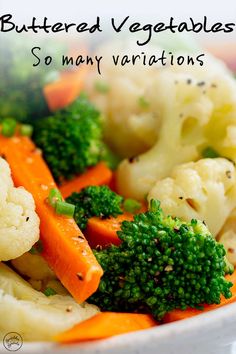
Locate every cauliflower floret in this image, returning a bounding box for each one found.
[0,158,40,261]
[148,158,236,237]
[11,252,55,280]
[116,57,236,199]
[86,40,163,157]
[218,209,236,265]
[0,263,99,341]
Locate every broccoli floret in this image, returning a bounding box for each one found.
[66,185,123,230]
[33,97,108,182]
[90,200,233,320]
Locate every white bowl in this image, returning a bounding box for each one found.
[3,302,236,354]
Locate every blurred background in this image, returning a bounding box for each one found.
[0,0,235,122]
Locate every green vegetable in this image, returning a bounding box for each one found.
[202,146,220,158]
[1,118,17,137]
[123,198,142,213]
[33,96,109,182]
[55,201,75,218]
[20,124,33,137]
[48,188,63,207]
[66,185,123,230]
[44,287,57,297]
[90,200,233,320]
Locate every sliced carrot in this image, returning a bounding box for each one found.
[164,271,236,323]
[55,312,158,343]
[85,213,134,248]
[59,162,113,199]
[0,135,103,302]
[85,204,147,248]
[43,65,88,112]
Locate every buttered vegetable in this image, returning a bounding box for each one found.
[148,158,236,237]
[90,200,233,320]
[0,158,39,261]
[0,263,99,341]
[111,56,236,199]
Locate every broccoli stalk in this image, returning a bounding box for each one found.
[90,200,233,320]
[33,96,116,182]
[66,185,123,230]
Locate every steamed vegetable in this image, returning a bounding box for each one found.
[0,263,99,341]
[66,185,123,230]
[85,204,145,248]
[218,209,236,265]
[0,157,39,261]
[33,96,112,183]
[0,134,103,302]
[59,162,113,198]
[90,200,233,320]
[148,158,236,237]
[44,65,88,112]
[164,270,236,323]
[55,312,157,343]
[115,57,236,199]
[11,251,56,281]
[86,213,134,248]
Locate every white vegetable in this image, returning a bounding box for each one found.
[0,158,40,261]
[148,158,236,237]
[115,57,236,199]
[11,252,55,281]
[0,263,99,341]
[218,209,236,265]
[86,40,163,157]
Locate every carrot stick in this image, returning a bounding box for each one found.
[85,204,147,248]
[55,312,157,343]
[86,213,134,248]
[164,271,236,323]
[59,162,113,199]
[0,135,103,302]
[43,65,88,112]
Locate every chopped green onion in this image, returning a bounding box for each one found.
[44,287,57,297]
[201,146,220,158]
[20,124,33,137]
[123,198,142,213]
[1,118,17,137]
[55,201,75,217]
[95,81,110,94]
[138,96,149,109]
[48,188,63,207]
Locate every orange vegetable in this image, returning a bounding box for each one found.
[55,312,157,343]
[164,271,236,323]
[86,213,134,248]
[43,65,88,112]
[59,162,113,199]
[85,204,147,248]
[0,135,103,302]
